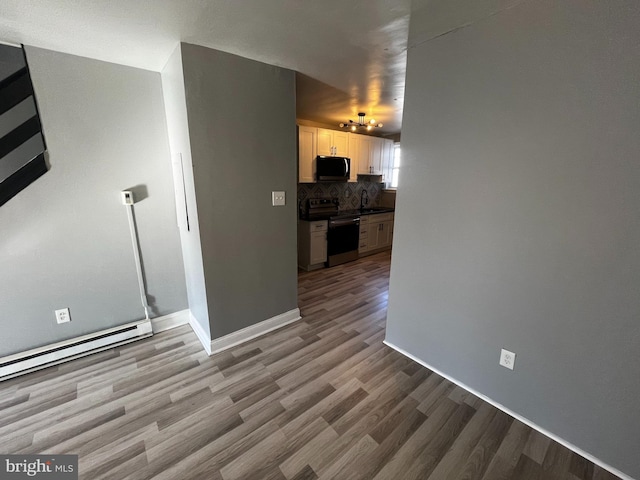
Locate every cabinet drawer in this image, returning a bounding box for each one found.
[310,220,328,232]
[359,216,369,224]
[369,213,393,222]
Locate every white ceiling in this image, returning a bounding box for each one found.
[0,0,412,134]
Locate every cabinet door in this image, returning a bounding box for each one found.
[298,126,317,183]
[379,221,393,248]
[310,231,327,265]
[381,139,394,183]
[367,220,382,250]
[348,134,359,181]
[369,137,383,175]
[333,131,350,157]
[317,129,334,156]
[355,135,373,174]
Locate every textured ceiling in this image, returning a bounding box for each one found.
[0,0,411,134]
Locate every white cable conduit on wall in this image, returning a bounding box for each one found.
[122,190,150,321]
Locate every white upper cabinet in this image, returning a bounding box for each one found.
[381,138,394,183]
[298,126,317,183]
[353,135,372,175]
[298,126,394,183]
[369,136,384,175]
[298,126,352,183]
[347,135,362,181]
[355,135,391,176]
[317,128,349,157]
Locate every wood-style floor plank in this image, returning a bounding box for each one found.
[0,251,624,480]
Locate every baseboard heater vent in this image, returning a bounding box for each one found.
[0,320,152,381]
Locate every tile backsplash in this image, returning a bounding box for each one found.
[297,180,383,216]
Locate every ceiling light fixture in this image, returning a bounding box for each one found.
[339,112,383,132]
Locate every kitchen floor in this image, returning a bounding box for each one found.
[0,251,621,479]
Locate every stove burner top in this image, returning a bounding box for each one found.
[305,198,338,220]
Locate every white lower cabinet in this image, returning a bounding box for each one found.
[310,231,327,265]
[298,220,328,270]
[359,215,369,252]
[359,213,394,255]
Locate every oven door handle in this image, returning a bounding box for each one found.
[329,218,360,228]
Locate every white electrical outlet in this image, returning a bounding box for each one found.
[271,191,286,206]
[55,308,71,324]
[499,348,516,370]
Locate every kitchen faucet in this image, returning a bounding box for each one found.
[360,189,369,211]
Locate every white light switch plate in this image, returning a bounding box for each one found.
[272,191,285,206]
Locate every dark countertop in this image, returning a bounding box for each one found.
[300,207,395,221]
[340,207,395,216]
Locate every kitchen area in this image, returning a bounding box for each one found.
[296,123,398,271]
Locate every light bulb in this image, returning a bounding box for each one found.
[369,119,376,124]
[367,125,372,131]
[339,123,345,128]
[378,123,383,128]
[351,125,356,131]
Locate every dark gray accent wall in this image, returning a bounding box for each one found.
[386,0,640,478]
[180,43,298,339]
[0,46,188,356]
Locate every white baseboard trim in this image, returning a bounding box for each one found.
[150,309,190,333]
[383,340,635,480]
[189,312,212,355]
[1,320,152,381]
[210,308,302,355]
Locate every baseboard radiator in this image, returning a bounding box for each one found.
[0,320,153,381]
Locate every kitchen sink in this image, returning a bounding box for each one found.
[359,207,393,214]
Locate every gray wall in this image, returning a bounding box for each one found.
[181,43,298,339]
[160,45,210,337]
[386,0,640,477]
[0,46,188,356]
[0,43,24,80]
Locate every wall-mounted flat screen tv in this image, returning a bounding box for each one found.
[0,43,47,207]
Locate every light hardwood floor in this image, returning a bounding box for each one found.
[0,251,622,479]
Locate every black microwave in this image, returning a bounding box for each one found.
[316,156,350,182]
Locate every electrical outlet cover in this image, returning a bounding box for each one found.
[55,308,71,324]
[499,348,516,370]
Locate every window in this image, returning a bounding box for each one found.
[390,143,401,188]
